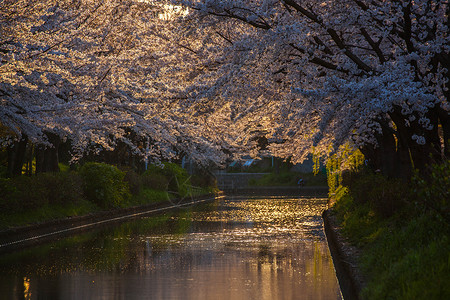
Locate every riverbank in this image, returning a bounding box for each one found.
[326,163,450,299]
[0,192,223,255]
[0,162,216,230]
[323,209,365,300]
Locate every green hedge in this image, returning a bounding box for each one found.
[79,162,130,209]
[0,172,83,213]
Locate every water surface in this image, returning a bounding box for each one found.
[0,196,342,300]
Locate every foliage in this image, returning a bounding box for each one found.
[0,200,98,230]
[2,0,448,176]
[190,171,217,188]
[332,164,450,299]
[0,171,84,213]
[348,172,407,218]
[327,147,365,196]
[131,188,169,206]
[79,162,131,209]
[333,188,382,246]
[141,172,169,191]
[122,167,143,195]
[174,0,449,177]
[0,161,217,229]
[411,159,450,222]
[0,0,230,167]
[145,162,191,196]
[58,163,70,173]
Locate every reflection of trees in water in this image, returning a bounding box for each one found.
[0,198,341,299]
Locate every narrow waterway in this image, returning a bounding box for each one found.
[0,196,342,300]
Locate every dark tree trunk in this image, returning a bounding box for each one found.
[360,118,411,180]
[35,133,60,173]
[7,135,28,177]
[438,106,450,158]
[423,107,443,161]
[407,113,441,176]
[24,143,34,176]
[378,122,399,178]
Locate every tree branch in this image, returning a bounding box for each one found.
[283,0,373,73]
[359,28,386,63]
[289,43,348,73]
[215,31,233,45]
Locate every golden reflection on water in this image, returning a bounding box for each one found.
[23,277,31,300]
[0,196,342,300]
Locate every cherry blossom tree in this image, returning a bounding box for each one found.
[0,0,231,175]
[2,0,448,179]
[171,0,449,178]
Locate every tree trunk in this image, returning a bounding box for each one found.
[438,106,450,158]
[406,109,441,176]
[35,133,60,173]
[7,135,28,177]
[360,118,411,179]
[389,107,438,177]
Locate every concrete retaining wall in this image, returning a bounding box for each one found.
[214,172,269,189]
[322,209,366,300]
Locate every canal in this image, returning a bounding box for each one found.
[0,195,342,300]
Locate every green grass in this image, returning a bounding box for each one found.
[0,187,182,230]
[0,199,99,229]
[130,188,169,205]
[332,186,450,299]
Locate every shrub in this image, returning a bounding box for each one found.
[6,175,49,211]
[144,162,190,196]
[80,162,130,209]
[122,167,142,195]
[0,172,84,214]
[0,178,21,213]
[141,172,168,190]
[412,160,450,222]
[39,172,84,205]
[346,171,406,218]
[26,172,83,207]
[190,170,217,188]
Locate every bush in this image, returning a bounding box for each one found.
[141,172,168,190]
[332,161,450,299]
[0,178,22,213]
[190,171,217,188]
[80,162,130,209]
[122,167,142,195]
[0,171,84,213]
[412,160,450,222]
[144,162,190,196]
[345,171,406,218]
[36,172,84,206]
[0,175,51,212]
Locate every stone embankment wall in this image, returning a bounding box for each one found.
[323,209,366,300]
[214,172,268,190]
